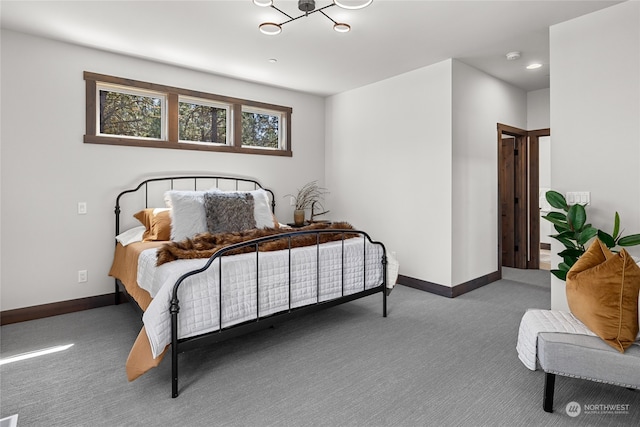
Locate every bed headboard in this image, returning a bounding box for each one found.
[115,175,275,236]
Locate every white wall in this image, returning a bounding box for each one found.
[550,1,640,310]
[326,59,526,288]
[451,60,526,285]
[325,60,453,285]
[527,88,552,245]
[538,136,552,245]
[526,88,550,130]
[0,30,326,311]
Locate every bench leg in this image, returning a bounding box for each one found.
[543,373,555,413]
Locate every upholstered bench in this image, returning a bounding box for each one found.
[521,238,640,412]
[537,331,640,412]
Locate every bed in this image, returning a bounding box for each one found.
[108,175,395,397]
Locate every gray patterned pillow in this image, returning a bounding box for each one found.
[203,192,256,234]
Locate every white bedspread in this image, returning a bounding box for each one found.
[138,237,390,358]
[516,309,595,370]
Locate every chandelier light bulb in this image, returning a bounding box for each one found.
[333,23,351,33]
[259,22,282,35]
[334,0,373,10]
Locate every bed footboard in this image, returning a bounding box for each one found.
[169,228,388,398]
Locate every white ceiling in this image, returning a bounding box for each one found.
[0,0,623,96]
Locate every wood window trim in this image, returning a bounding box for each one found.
[84,71,293,157]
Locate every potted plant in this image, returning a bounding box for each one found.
[286,181,328,226]
[542,190,640,280]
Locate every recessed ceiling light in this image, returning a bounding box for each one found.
[253,0,273,6]
[527,63,543,70]
[268,58,278,63]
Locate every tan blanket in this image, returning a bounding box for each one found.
[109,241,168,380]
[109,241,165,310]
[156,221,356,266]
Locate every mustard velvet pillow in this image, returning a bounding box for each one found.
[566,238,640,352]
[133,208,171,241]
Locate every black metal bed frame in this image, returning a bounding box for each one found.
[114,175,388,398]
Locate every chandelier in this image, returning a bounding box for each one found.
[254,0,373,35]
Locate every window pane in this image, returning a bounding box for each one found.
[99,90,162,139]
[179,101,227,144]
[242,110,280,149]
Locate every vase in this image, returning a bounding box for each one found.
[293,209,305,226]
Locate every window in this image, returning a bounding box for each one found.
[84,72,292,157]
[179,97,229,145]
[98,84,166,140]
[242,107,284,149]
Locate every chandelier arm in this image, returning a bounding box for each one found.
[318,9,338,25]
[270,5,294,20]
[271,3,336,26]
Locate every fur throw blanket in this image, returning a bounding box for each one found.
[156,222,357,266]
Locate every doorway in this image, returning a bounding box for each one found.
[497,124,550,271]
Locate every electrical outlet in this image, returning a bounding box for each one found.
[78,202,87,215]
[78,270,88,283]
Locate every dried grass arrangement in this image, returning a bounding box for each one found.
[286,180,328,211]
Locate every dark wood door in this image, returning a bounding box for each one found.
[497,124,550,272]
[498,130,528,269]
[500,137,516,267]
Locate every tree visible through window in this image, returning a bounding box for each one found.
[242,110,281,149]
[99,88,164,139]
[179,99,228,144]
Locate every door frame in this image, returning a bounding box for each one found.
[497,124,551,274]
[527,128,550,269]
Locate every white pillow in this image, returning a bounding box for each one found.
[164,190,207,241]
[116,226,146,246]
[248,189,275,229]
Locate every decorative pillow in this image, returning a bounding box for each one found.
[133,208,171,241]
[115,226,146,246]
[214,188,276,228]
[203,192,256,233]
[164,190,208,241]
[566,238,640,352]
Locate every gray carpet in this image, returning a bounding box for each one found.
[1,268,638,426]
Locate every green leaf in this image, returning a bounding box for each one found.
[552,236,577,249]
[558,248,584,259]
[546,211,567,221]
[542,212,568,228]
[577,226,598,245]
[554,223,570,233]
[613,212,620,240]
[618,234,640,247]
[563,256,577,268]
[597,230,615,248]
[546,190,568,211]
[558,262,571,272]
[567,204,586,231]
[550,269,567,281]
